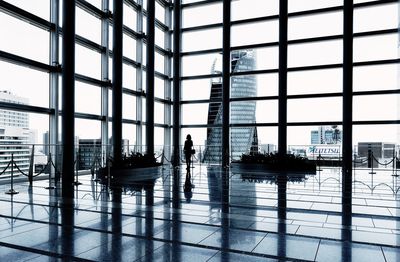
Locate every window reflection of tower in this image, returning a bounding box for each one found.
[204,50,257,163]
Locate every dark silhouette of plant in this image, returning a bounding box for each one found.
[234,152,316,172]
[110,152,161,168]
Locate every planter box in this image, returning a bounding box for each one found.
[230,162,316,176]
[98,165,162,184]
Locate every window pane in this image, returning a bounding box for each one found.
[75,82,101,115]
[288,69,342,95]
[288,97,342,122]
[182,3,222,28]
[123,94,136,120]
[0,12,49,63]
[123,34,137,61]
[75,45,101,79]
[124,4,137,30]
[123,124,136,147]
[354,4,398,33]
[256,100,278,124]
[230,101,257,124]
[288,12,342,40]
[234,48,279,72]
[232,20,278,46]
[353,94,399,121]
[353,34,398,62]
[182,79,212,101]
[232,0,279,21]
[156,1,166,25]
[182,53,221,76]
[75,118,101,139]
[353,64,398,92]
[155,102,164,124]
[287,126,340,146]
[182,103,209,125]
[155,52,165,74]
[182,28,222,52]
[0,61,49,108]
[232,73,278,98]
[231,74,257,98]
[155,77,165,99]
[123,64,136,90]
[4,0,50,20]
[155,27,165,49]
[288,40,342,67]
[288,0,342,13]
[353,124,399,145]
[76,7,101,44]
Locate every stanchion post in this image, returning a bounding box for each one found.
[73,154,82,186]
[369,151,376,175]
[28,145,34,186]
[6,153,19,195]
[317,153,323,172]
[45,153,55,190]
[92,155,101,182]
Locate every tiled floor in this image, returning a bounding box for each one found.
[0,165,398,261]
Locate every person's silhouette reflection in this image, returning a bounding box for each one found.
[183,171,194,202]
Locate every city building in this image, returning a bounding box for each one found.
[311,126,342,144]
[204,50,257,162]
[0,91,31,176]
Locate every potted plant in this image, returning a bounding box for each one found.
[231,152,316,175]
[98,152,163,184]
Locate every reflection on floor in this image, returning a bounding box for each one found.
[0,165,399,261]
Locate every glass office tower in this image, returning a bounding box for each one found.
[203,50,257,163]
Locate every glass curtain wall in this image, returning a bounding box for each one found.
[180,0,399,163]
[0,0,398,167]
[0,0,172,169]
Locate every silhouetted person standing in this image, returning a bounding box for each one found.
[183,134,194,171]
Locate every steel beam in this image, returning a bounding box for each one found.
[112,0,123,164]
[61,0,76,198]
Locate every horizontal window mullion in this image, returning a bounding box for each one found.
[231,69,279,76]
[154,97,172,105]
[231,123,278,128]
[0,50,55,72]
[122,119,140,125]
[354,0,398,9]
[181,0,222,9]
[181,73,222,81]
[353,120,400,125]
[287,121,342,126]
[0,101,52,115]
[76,74,108,87]
[231,42,279,51]
[74,112,104,121]
[181,48,223,56]
[181,124,221,128]
[353,89,400,96]
[287,93,343,100]
[354,58,400,67]
[182,23,222,32]
[231,15,279,26]
[230,96,279,102]
[75,34,105,53]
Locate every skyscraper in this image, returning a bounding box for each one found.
[203,50,257,162]
[0,91,31,176]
